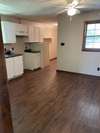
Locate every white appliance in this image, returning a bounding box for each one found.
[24,52,41,70]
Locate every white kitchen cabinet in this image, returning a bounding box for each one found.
[1,21,16,44]
[27,25,41,42]
[5,56,24,80]
[33,53,41,69]
[39,26,52,40]
[24,52,41,70]
[16,23,28,36]
[6,58,14,79]
[13,56,24,76]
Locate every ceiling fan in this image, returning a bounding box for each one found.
[58,0,81,16]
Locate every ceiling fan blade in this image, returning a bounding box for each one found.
[76,3,100,9]
[57,0,81,15]
[71,0,79,7]
[57,8,68,14]
[64,0,79,8]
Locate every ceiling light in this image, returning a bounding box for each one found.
[67,8,80,16]
[72,0,79,6]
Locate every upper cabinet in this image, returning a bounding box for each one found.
[1,21,16,44]
[40,27,52,39]
[1,21,54,44]
[16,23,28,36]
[26,25,41,42]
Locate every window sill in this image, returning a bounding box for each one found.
[82,48,100,52]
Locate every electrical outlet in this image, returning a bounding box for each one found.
[97,67,100,71]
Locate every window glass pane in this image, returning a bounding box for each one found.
[86,36,100,49]
[84,22,100,50]
[93,43,100,48]
[96,24,100,29]
[87,30,95,36]
[85,42,94,48]
[86,36,95,43]
[94,36,100,43]
[87,24,95,30]
[95,30,100,35]
[85,42,100,49]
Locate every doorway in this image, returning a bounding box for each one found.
[43,38,52,60]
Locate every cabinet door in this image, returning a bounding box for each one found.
[28,26,35,42]
[1,21,16,44]
[41,27,52,38]
[6,58,14,80]
[13,56,24,77]
[28,25,40,42]
[16,24,28,36]
[35,27,40,42]
[24,53,35,70]
[33,53,41,69]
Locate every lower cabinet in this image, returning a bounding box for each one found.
[24,52,41,70]
[6,56,24,80]
[6,57,14,80]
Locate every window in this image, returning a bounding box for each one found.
[82,20,100,52]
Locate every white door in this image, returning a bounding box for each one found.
[6,58,14,79]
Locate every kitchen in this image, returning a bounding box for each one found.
[2,17,57,80]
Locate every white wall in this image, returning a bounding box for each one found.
[57,11,100,76]
[51,26,57,60]
[15,37,25,54]
[4,37,25,54]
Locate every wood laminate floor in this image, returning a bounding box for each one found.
[8,61,100,133]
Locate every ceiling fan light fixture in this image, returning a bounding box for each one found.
[67,8,80,16]
[72,0,79,6]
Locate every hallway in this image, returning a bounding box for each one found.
[8,61,100,133]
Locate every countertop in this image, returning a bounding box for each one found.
[5,54,23,58]
[24,51,40,53]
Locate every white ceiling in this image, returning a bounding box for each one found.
[0,0,100,18]
[0,0,66,16]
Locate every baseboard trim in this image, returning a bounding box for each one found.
[8,73,24,82]
[56,69,100,79]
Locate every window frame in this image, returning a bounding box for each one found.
[82,20,100,52]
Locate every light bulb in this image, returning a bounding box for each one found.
[67,8,80,16]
